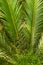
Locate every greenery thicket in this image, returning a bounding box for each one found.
[0,50,43,65]
[0,0,43,65]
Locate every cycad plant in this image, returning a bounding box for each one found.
[0,0,43,65]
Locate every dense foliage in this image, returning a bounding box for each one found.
[0,50,43,65]
[0,0,43,65]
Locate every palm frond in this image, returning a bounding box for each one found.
[24,0,43,51]
[0,0,43,64]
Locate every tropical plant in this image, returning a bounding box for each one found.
[0,0,43,65]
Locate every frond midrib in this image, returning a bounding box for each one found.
[30,0,36,47]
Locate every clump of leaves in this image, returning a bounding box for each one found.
[12,51,43,65]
